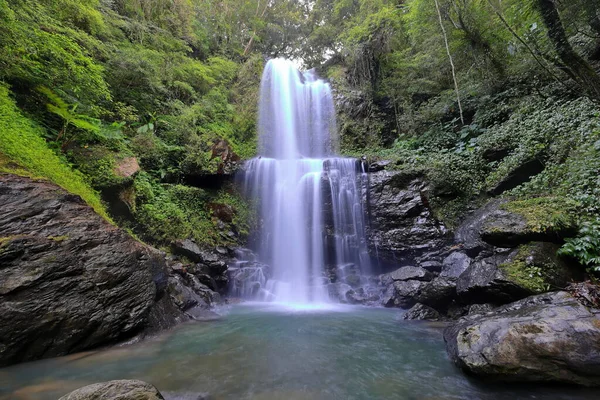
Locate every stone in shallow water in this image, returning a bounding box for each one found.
[382,280,427,309]
[58,380,164,400]
[402,303,442,321]
[444,291,600,386]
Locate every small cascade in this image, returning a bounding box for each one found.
[236,59,372,305]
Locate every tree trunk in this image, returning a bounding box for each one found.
[434,0,465,124]
[584,2,600,36]
[536,0,600,99]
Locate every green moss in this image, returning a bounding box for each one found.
[0,84,110,221]
[502,197,577,235]
[499,243,562,293]
[70,145,134,190]
[500,258,547,293]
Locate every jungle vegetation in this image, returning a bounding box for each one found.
[0,0,599,270]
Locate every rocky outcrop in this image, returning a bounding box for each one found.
[381,266,432,284]
[402,303,443,321]
[476,200,575,247]
[58,380,164,400]
[376,191,580,318]
[444,291,600,386]
[0,174,182,367]
[455,250,534,304]
[382,280,427,309]
[367,170,449,266]
[171,239,229,292]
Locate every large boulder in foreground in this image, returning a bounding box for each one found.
[58,380,164,400]
[444,291,600,386]
[0,174,181,367]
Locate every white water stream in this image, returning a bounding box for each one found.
[239,59,371,305]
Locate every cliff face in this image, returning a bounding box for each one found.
[0,174,181,367]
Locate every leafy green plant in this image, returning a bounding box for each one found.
[38,86,124,149]
[0,84,109,220]
[560,220,600,274]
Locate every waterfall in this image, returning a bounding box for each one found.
[237,58,371,304]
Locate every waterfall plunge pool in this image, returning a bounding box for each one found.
[0,304,596,400]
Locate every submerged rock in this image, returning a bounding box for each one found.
[444,291,600,386]
[58,379,164,400]
[0,175,181,367]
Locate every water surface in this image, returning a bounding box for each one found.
[0,304,595,400]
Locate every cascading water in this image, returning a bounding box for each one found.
[235,58,371,304]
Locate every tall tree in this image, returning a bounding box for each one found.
[536,0,600,99]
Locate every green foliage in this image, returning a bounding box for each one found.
[131,172,251,246]
[0,0,110,104]
[560,220,600,273]
[0,84,108,220]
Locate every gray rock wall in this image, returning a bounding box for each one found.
[0,174,182,367]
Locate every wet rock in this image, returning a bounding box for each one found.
[172,239,204,262]
[335,263,363,287]
[456,252,533,304]
[346,287,380,304]
[384,266,433,283]
[368,160,391,172]
[382,280,426,309]
[0,175,180,367]
[454,199,506,255]
[185,308,222,321]
[415,277,457,309]
[328,282,354,303]
[170,263,186,275]
[440,252,471,279]
[168,275,209,311]
[467,303,495,315]
[228,262,270,298]
[444,292,600,386]
[58,379,164,400]
[402,303,442,321]
[167,273,220,312]
[419,260,443,273]
[367,171,448,265]
[215,246,229,255]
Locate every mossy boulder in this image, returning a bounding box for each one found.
[456,242,580,304]
[479,197,577,247]
[498,242,581,294]
[70,145,137,191]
